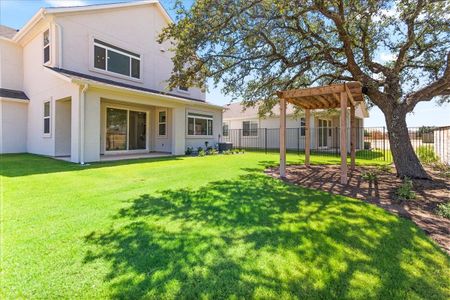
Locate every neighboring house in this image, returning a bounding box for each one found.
[0,1,222,163]
[222,102,369,150]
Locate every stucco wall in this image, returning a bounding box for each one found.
[0,100,28,153]
[22,26,80,157]
[54,99,71,156]
[55,4,205,101]
[0,39,23,90]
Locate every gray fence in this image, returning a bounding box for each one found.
[221,126,450,164]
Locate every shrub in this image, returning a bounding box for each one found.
[223,150,232,155]
[198,149,206,157]
[377,164,391,173]
[208,148,218,155]
[435,202,450,219]
[416,146,438,163]
[197,146,203,153]
[185,147,194,155]
[395,177,416,201]
[361,171,378,182]
[364,141,371,150]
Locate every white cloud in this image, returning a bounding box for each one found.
[45,0,88,7]
[379,52,397,62]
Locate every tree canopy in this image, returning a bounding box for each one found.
[159,0,449,114]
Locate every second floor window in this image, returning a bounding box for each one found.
[94,39,140,79]
[43,30,50,63]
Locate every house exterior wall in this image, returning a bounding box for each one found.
[223,110,365,150]
[21,23,81,157]
[0,100,28,153]
[434,127,450,164]
[54,98,71,156]
[0,39,23,90]
[54,5,205,101]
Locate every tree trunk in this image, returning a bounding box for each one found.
[385,107,430,179]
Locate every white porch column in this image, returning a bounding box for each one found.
[305,109,311,166]
[83,92,100,162]
[70,91,80,163]
[171,106,186,155]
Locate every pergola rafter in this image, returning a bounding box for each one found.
[277,82,363,184]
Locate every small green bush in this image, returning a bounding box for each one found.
[377,164,392,173]
[208,148,218,155]
[364,141,371,150]
[185,147,194,155]
[361,171,378,182]
[198,149,206,157]
[395,177,416,201]
[435,202,450,219]
[416,146,438,163]
[223,150,232,155]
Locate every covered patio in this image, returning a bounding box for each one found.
[277,82,364,184]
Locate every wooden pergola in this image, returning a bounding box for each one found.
[277,82,364,184]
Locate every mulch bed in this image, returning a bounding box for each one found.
[265,165,450,254]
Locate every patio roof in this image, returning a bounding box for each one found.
[277,82,363,109]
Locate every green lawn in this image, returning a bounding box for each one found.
[1,153,448,299]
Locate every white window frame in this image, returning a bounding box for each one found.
[222,121,230,137]
[187,112,213,137]
[43,100,51,137]
[177,86,190,94]
[300,117,306,137]
[91,38,143,82]
[43,29,50,65]
[157,109,167,137]
[104,105,149,153]
[242,120,258,137]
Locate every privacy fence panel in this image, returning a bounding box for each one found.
[221,126,450,164]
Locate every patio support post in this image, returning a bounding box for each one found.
[305,109,311,166]
[280,98,287,178]
[340,92,348,184]
[350,105,356,169]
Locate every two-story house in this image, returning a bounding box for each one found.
[0,0,223,163]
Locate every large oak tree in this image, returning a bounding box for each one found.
[159,0,450,179]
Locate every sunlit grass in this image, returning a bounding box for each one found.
[1,152,448,299]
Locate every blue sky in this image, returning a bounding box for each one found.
[1,0,449,127]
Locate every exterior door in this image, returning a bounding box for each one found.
[106,107,147,152]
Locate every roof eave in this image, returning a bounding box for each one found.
[68,77,222,110]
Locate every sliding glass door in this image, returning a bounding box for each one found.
[106,107,147,152]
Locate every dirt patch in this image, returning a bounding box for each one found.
[266,165,450,254]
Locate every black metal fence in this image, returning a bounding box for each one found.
[221,126,450,164]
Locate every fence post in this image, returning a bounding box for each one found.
[265,128,267,154]
[239,129,241,149]
[383,126,386,161]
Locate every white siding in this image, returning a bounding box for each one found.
[0,100,28,153]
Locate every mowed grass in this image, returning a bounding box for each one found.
[1,153,449,299]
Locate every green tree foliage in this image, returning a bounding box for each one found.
[159,0,450,178]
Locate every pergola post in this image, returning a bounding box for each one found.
[305,109,311,166]
[280,98,286,178]
[350,105,356,169]
[340,92,348,184]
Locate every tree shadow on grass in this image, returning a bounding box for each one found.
[83,169,449,299]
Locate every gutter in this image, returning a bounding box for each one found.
[80,84,89,164]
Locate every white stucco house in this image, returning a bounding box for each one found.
[0,1,223,163]
[222,102,369,150]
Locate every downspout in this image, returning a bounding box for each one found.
[80,84,89,164]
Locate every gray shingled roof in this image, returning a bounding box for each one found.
[0,25,18,39]
[47,67,206,103]
[0,88,29,100]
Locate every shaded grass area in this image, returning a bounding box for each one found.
[1,153,448,299]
